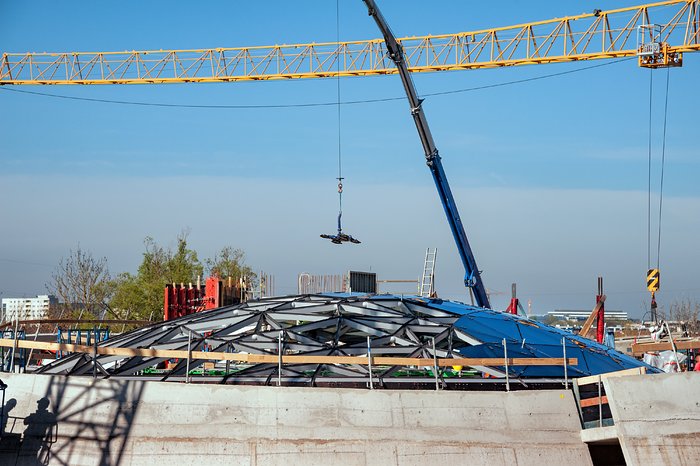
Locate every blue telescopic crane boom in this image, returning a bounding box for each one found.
[362,0,491,309]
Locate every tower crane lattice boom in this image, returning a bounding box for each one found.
[2,0,698,85]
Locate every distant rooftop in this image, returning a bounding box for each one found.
[547,310,629,321]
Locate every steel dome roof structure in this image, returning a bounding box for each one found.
[37,294,654,388]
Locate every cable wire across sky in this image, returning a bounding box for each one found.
[0,58,634,109]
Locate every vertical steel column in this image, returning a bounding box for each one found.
[598,377,603,427]
[277,331,282,387]
[367,336,373,390]
[507,283,519,315]
[432,337,439,391]
[185,330,192,384]
[562,337,568,389]
[596,277,605,344]
[503,338,510,392]
[11,319,18,373]
[92,325,98,379]
[26,324,40,368]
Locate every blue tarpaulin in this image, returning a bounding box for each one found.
[427,299,657,377]
[322,293,656,377]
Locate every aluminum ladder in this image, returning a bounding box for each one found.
[419,248,437,297]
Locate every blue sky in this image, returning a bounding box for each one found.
[1,1,699,318]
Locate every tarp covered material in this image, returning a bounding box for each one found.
[424,298,657,377]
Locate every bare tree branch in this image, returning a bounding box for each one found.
[48,247,113,322]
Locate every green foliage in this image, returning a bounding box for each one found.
[542,314,559,326]
[91,232,257,326]
[110,233,204,322]
[108,272,144,320]
[206,246,255,281]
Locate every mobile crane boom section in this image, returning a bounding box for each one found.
[362,0,491,308]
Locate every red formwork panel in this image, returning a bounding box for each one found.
[163,283,205,321]
[164,277,243,320]
[205,277,221,310]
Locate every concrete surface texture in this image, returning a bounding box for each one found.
[604,372,700,466]
[0,373,593,465]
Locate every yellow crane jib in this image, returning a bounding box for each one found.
[1,0,699,85]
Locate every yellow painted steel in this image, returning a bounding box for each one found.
[647,268,660,292]
[1,0,698,85]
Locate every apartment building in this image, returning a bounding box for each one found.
[1,294,58,321]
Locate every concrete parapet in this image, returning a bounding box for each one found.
[604,372,700,466]
[0,373,592,465]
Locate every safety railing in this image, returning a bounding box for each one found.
[0,338,577,389]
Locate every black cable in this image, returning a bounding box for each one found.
[336,0,343,227]
[657,66,670,270]
[0,58,634,109]
[647,69,653,270]
[423,58,634,96]
[0,258,54,267]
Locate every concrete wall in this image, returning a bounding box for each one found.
[0,373,592,466]
[604,372,700,466]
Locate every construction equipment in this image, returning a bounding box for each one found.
[319,197,361,246]
[637,23,685,68]
[320,230,361,245]
[2,1,697,85]
[647,268,661,322]
[363,0,490,308]
[2,1,698,308]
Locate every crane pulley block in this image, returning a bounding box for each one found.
[647,268,660,293]
[637,24,683,68]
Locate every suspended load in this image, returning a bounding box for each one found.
[320,178,361,244]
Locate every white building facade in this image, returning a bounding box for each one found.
[1,295,57,321]
[546,310,629,321]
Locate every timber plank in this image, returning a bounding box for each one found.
[0,339,576,368]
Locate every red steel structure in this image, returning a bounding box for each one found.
[596,277,605,344]
[505,283,519,315]
[163,277,243,321]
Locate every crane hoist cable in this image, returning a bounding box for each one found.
[321,0,360,245]
[656,66,670,273]
[646,66,671,321]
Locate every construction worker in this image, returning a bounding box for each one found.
[694,353,700,372]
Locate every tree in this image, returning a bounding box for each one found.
[110,232,203,322]
[668,299,700,336]
[206,246,255,281]
[48,247,113,321]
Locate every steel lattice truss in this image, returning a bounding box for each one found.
[2,0,699,85]
[37,294,650,388]
[39,295,483,386]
